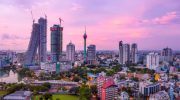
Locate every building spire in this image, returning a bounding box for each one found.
[84,26,86,34]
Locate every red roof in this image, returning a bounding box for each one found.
[102,78,115,89]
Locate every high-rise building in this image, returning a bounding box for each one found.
[83,27,87,63]
[131,43,138,64]
[66,41,75,63]
[97,75,106,98]
[146,52,159,70]
[139,82,160,96]
[25,17,47,65]
[161,47,173,62]
[38,17,47,63]
[101,78,118,100]
[50,24,63,62]
[25,23,40,65]
[119,41,123,64]
[119,41,130,65]
[87,45,96,64]
[123,43,130,64]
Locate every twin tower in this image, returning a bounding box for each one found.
[24,17,63,65]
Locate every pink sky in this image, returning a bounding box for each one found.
[0,0,180,50]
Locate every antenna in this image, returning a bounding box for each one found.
[85,26,86,33]
[59,17,64,26]
[30,10,35,23]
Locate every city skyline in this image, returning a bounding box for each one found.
[0,0,180,50]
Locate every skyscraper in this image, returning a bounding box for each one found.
[83,27,87,63]
[50,24,63,62]
[25,17,47,65]
[146,52,159,70]
[123,43,130,64]
[87,44,96,64]
[131,43,138,64]
[24,23,40,65]
[66,41,75,63]
[38,17,47,63]
[119,41,123,64]
[161,47,173,62]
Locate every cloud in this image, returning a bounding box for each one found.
[139,11,180,25]
[1,33,28,40]
[152,11,180,24]
[0,0,180,50]
[71,3,83,11]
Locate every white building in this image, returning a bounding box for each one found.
[66,42,75,63]
[40,62,56,72]
[119,91,129,100]
[146,52,159,70]
[139,82,160,96]
[3,91,32,100]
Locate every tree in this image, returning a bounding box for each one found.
[112,65,122,72]
[73,76,80,82]
[39,96,43,100]
[131,77,139,82]
[172,75,178,80]
[90,85,97,95]
[69,87,80,94]
[79,84,91,100]
[119,76,126,80]
[42,82,51,89]
[129,67,136,72]
[43,92,52,100]
[106,70,115,76]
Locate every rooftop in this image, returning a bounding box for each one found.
[102,78,116,88]
[3,91,31,100]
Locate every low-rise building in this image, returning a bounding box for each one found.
[139,82,160,96]
[119,91,129,100]
[3,91,32,100]
[149,91,170,100]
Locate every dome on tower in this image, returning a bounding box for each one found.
[83,33,87,39]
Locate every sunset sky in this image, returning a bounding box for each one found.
[0,0,180,51]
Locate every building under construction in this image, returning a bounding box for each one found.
[24,17,47,65]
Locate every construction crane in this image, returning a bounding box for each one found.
[31,10,35,23]
[45,14,47,19]
[59,17,64,26]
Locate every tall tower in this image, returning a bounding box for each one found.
[38,17,47,63]
[83,27,87,63]
[66,41,75,63]
[123,43,130,64]
[24,16,47,66]
[50,24,63,62]
[119,41,123,64]
[25,23,40,65]
[87,45,96,64]
[131,43,138,64]
[161,47,173,62]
